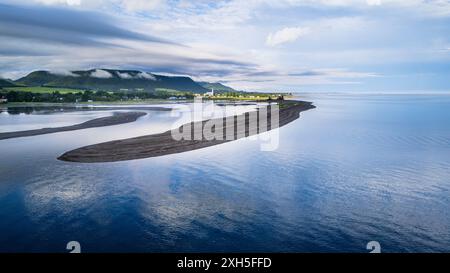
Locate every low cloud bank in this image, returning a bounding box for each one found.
[90,69,113,78]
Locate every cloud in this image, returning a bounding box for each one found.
[266,27,310,47]
[120,0,165,12]
[244,68,378,80]
[10,0,450,25]
[50,70,79,77]
[296,68,379,78]
[1,0,449,92]
[0,3,177,47]
[116,71,159,80]
[32,0,165,12]
[90,69,113,78]
[116,72,133,79]
[289,71,327,77]
[366,0,382,5]
[137,72,156,80]
[34,0,81,5]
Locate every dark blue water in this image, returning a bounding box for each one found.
[1,94,450,252]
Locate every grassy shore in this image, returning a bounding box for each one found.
[2,86,87,94]
[1,99,185,107]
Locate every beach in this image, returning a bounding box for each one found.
[0,111,147,140]
[58,100,315,163]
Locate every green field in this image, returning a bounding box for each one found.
[3,86,87,94]
[155,88,193,95]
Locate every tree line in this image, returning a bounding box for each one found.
[0,90,194,103]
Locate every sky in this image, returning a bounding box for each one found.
[0,0,449,92]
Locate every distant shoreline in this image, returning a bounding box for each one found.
[0,104,172,115]
[58,100,316,163]
[0,100,183,107]
[0,111,147,140]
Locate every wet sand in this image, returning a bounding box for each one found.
[0,112,147,140]
[58,101,315,163]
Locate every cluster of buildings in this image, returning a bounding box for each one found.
[204,88,215,97]
[192,88,215,98]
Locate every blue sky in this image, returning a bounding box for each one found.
[0,0,449,92]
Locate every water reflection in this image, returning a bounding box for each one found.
[1,96,450,252]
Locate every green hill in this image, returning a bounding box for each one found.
[197,81,236,92]
[0,78,18,87]
[15,69,209,93]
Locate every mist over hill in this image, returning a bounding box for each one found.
[15,69,210,93]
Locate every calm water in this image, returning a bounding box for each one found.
[1,94,450,253]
